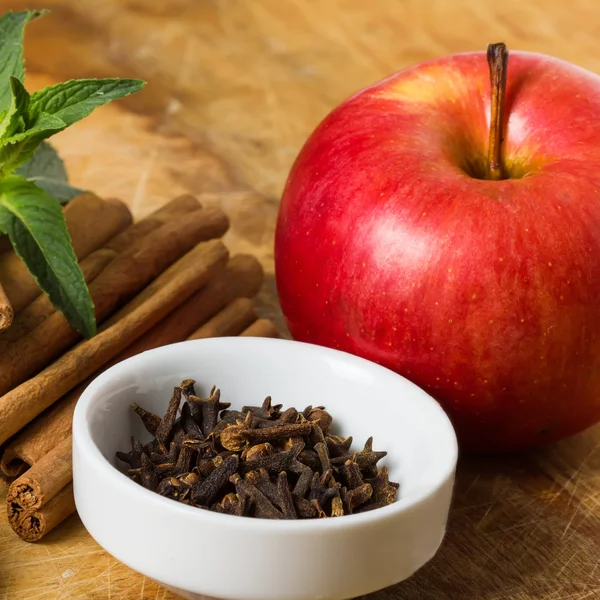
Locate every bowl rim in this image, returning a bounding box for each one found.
[73,337,458,532]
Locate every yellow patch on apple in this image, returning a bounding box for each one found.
[380,64,470,105]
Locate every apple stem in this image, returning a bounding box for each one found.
[486,42,509,181]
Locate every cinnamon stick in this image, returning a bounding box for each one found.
[0,254,264,477]
[1,391,79,477]
[0,239,229,444]
[241,319,281,338]
[188,297,257,340]
[7,438,71,515]
[10,483,75,543]
[0,282,13,332]
[0,249,117,345]
[0,206,229,396]
[104,194,200,253]
[64,195,132,257]
[0,194,132,313]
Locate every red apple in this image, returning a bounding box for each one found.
[275,45,600,452]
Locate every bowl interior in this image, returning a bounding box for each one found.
[82,337,456,506]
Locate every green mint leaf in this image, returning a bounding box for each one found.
[0,77,30,140]
[0,79,66,175]
[0,175,96,337]
[3,112,65,144]
[29,78,146,127]
[16,141,84,204]
[0,10,46,112]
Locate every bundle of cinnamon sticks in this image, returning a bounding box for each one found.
[0,193,281,542]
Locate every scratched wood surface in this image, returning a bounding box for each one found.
[1,0,600,598]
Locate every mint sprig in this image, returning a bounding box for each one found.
[0,10,145,337]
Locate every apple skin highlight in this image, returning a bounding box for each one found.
[275,50,600,452]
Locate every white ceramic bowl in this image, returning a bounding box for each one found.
[73,337,457,600]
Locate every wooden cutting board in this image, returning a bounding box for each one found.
[1,1,600,599]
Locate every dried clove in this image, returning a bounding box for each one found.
[143,438,160,457]
[188,387,230,436]
[341,483,373,514]
[326,435,353,457]
[314,442,331,474]
[340,459,363,489]
[155,387,182,450]
[241,422,313,444]
[203,388,231,435]
[293,495,319,518]
[312,423,326,446]
[293,467,314,498]
[140,453,158,492]
[116,437,144,469]
[132,403,162,436]
[174,444,195,475]
[244,468,281,507]
[151,440,179,466]
[181,402,204,440]
[279,407,298,423]
[309,470,340,508]
[305,407,333,434]
[277,472,297,519]
[231,474,284,520]
[192,455,239,506]
[180,379,197,398]
[298,449,321,472]
[243,396,282,420]
[359,466,399,512]
[352,437,387,471]
[243,443,306,475]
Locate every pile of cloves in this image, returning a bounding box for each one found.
[116,379,399,519]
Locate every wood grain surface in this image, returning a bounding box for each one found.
[1,1,600,598]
